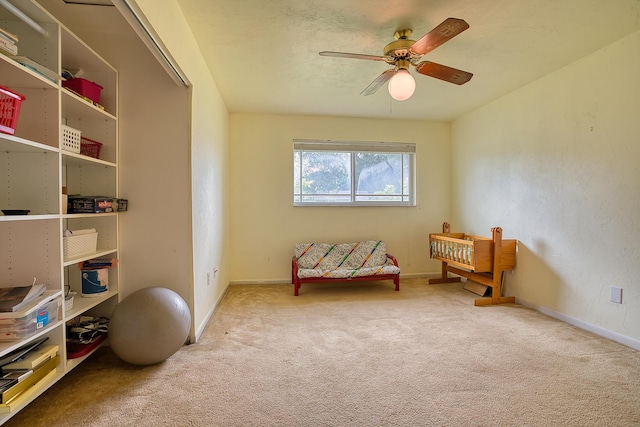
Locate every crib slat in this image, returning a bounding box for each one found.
[430,234,475,268]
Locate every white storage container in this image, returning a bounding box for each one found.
[61,124,82,153]
[0,294,61,341]
[63,232,98,259]
[65,291,76,311]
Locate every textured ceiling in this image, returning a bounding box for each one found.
[174,0,640,121]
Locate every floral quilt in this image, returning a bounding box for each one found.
[294,241,400,279]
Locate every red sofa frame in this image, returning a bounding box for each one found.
[291,254,400,296]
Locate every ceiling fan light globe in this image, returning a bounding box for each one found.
[388,69,416,101]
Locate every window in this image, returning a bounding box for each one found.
[293,139,416,206]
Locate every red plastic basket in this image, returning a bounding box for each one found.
[80,136,102,159]
[62,78,102,104]
[0,84,26,135]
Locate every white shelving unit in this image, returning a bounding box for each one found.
[0,1,118,421]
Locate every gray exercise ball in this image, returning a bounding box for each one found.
[109,287,191,365]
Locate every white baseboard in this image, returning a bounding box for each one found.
[192,282,231,343]
[229,279,292,285]
[228,272,440,286]
[399,272,439,279]
[516,297,640,351]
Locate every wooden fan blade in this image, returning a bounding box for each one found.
[415,61,473,85]
[410,18,469,55]
[361,69,395,96]
[319,51,388,62]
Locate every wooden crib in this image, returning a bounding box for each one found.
[428,222,517,306]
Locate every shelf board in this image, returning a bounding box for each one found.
[1,213,121,222]
[0,133,59,153]
[64,289,117,319]
[62,90,116,121]
[63,247,117,266]
[62,150,116,168]
[0,214,59,222]
[65,338,108,372]
[62,212,117,220]
[0,55,59,90]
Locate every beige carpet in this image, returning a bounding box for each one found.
[5,278,640,427]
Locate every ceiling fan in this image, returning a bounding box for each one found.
[319,18,473,101]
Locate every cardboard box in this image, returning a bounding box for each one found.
[116,199,128,211]
[69,197,114,213]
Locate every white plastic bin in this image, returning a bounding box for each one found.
[63,232,98,259]
[0,297,60,341]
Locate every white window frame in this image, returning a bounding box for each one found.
[293,139,416,207]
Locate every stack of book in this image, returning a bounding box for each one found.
[0,339,59,413]
[0,283,46,313]
[0,27,18,56]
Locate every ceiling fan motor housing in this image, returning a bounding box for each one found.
[383,33,415,60]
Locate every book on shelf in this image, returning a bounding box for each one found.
[79,258,117,269]
[0,36,17,56]
[0,362,60,414]
[1,344,58,372]
[0,27,18,43]
[0,283,46,313]
[0,355,59,404]
[0,337,48,369]
[1,369,33,383]
[0,379,17,396]
[0,369,57,414]
[7,55,62,82]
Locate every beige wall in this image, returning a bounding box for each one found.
[133,0,230,341]
[229,113,451,283]
[451,30,640,346]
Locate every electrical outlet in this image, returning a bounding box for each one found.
[610,286,622,304]
[206,271,211,286]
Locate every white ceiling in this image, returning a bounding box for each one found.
[175,0,640,121]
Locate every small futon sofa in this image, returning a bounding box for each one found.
[292,240,400,296]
